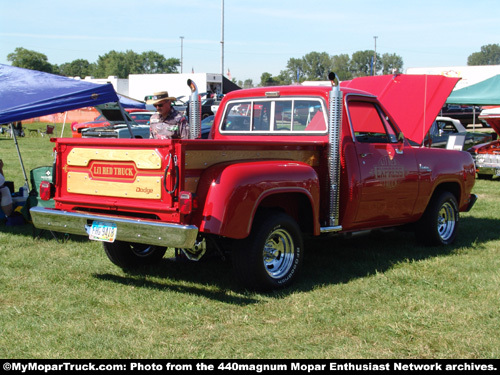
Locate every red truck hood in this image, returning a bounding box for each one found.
[341,74,460,145]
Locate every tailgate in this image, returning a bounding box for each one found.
[54,139,180,221]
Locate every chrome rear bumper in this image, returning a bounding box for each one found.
[30,206,199,248]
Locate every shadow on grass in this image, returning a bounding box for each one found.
[94,257,261,305]
[5,214,498,300]
[86,215,500,301]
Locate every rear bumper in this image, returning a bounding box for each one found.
[30,206,199,248]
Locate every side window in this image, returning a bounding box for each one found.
[348,101,396,143]
[439,120,458,134]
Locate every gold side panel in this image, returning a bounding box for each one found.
[67,172,162,199]
[67,148,162,169]
[184,150,320,169]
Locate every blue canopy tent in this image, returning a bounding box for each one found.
[0,64,120,124]
[0,64,124,189]
[117,94,146,109]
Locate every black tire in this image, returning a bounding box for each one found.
[232,212,303,291]
[415,191,459,246]
[477,173,493,180]
[103,241,166,269]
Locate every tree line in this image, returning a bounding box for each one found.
[7,47,180,79]
[7,44,500,88]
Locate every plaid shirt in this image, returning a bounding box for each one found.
[149,108,189,139]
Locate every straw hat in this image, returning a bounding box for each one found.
[146,91,176,105]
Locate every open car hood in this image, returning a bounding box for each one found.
[341,74,460,145]
[92,102,137,128]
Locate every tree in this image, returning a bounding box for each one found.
[331,54,352,81]
[350,50,380,77]
[301,52,333,80]
[7,47,54,73]
[92,50,180,78]
[242,79,254,88]
[260,72,277,86]
[283,52,333,82]
[284,57,305,83]
[379,53,404,74]
[140,51,180,74]
[58,59,95,78]
[468,44,500,65]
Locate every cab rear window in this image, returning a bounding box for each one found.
[220,98,327,134]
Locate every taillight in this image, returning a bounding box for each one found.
[179,191,197,215]
[39,181,54,201]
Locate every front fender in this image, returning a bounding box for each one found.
[194,160,320,239]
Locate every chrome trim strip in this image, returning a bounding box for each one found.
[320,225,343,233]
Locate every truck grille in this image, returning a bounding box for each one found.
[475,153,500,166]
[82,131,118,138]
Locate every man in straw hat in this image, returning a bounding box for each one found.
[147,91,189,139]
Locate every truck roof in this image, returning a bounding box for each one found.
[218,75,459,145]
[223,84,373,101]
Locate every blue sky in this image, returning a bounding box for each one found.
[1,0,499,83]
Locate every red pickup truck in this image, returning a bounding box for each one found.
[31,74,477,291]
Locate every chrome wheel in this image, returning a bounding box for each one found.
[416,191,459,246]
[232,211,304,291]
[437,201,456,242]
[263,228,295,280]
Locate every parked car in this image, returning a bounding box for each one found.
[423,116,494,150]
[440,104,482,127]
[128,111,155,125]
[80,103,151,139]
[71,108,150,138]
[200,115,215,138]
[184,97,218,120]
[478,106,500,129]
[468,109,500,179]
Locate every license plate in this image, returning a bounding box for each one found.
[89,221,117,243]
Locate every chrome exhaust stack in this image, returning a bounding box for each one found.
[187,79,201,139]
[325,72,343,230]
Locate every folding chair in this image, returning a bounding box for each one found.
[26,166,62,240]
[39,125,55,137]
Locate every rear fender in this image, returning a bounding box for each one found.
[195,160,320,239]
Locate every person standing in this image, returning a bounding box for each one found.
[147,91,189,139]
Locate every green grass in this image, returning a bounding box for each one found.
[1,126,499,358]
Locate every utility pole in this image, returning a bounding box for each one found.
[180,36,184,73]
[221,0,224,95]
[373,36,378,76]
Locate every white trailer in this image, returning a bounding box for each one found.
[128,73,223,102]
[406,65,500,90]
